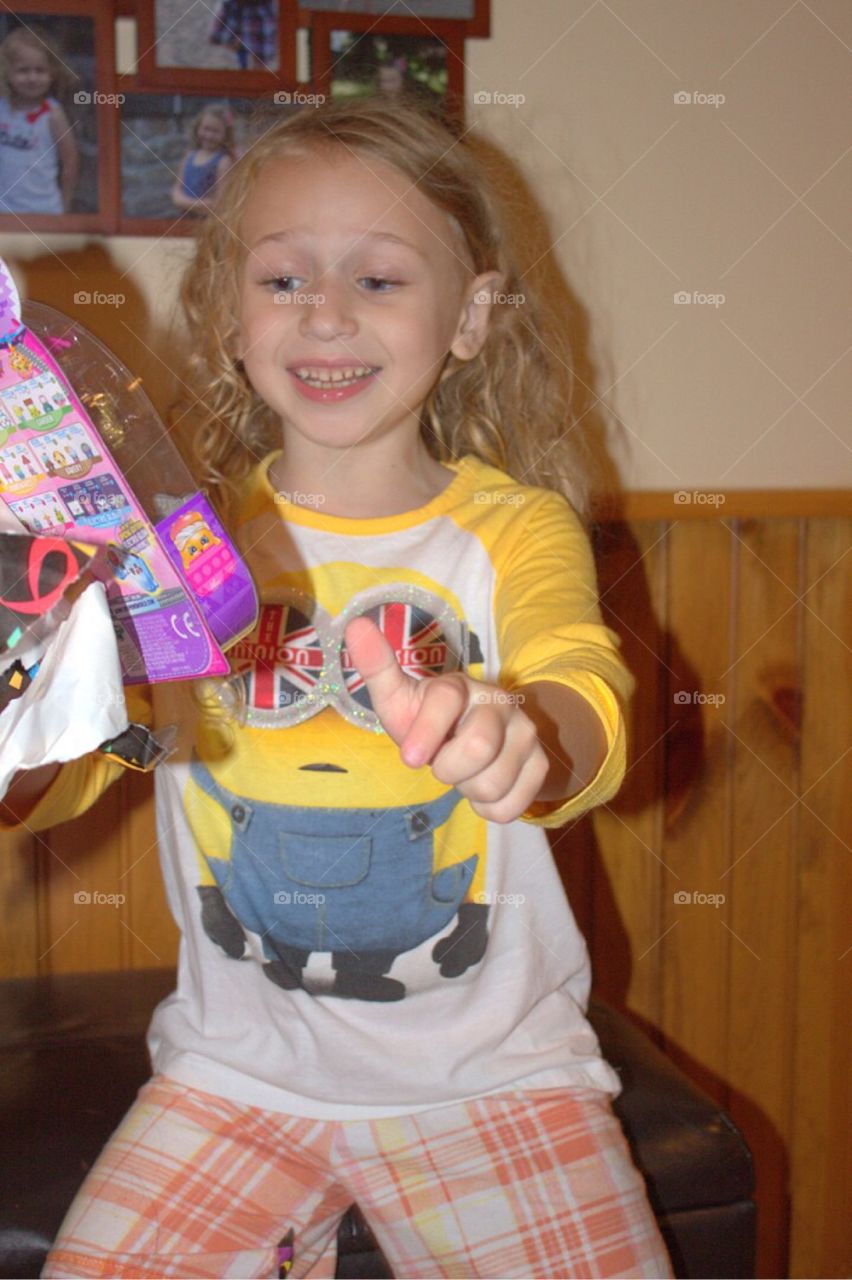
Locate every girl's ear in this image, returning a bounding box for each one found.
[450,271,505,362]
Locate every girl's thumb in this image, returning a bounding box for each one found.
[343,614,414,743]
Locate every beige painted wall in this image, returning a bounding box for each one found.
[0,0,849,490]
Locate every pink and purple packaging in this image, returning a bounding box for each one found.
[0,257,258,684]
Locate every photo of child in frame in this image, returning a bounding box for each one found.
[153,0,280,73]
[120,93,297,225]
[329,30,449,104]
[0,14,97,218]
[171,102,236,217]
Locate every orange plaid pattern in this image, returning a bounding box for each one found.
[42,1075,672,1279]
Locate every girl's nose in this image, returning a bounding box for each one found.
[297,280,358,340]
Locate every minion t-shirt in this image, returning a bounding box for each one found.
[29,453,634,1119]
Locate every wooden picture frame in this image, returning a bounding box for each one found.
[0,0,118,234]
[311,14,465,118]
[135,0,298,92]
[298,0,489,39]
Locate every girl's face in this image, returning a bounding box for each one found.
[6,45,52,105]
[236,145,498,458]
[197,112,227,151]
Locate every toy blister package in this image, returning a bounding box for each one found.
[0,259,258,684]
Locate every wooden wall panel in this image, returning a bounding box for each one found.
[36,770,128,974]
[789,518,852,1280]
[658,519,733,1106]
[726,518,800,1280]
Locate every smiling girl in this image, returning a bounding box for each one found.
[7,94,672,1278]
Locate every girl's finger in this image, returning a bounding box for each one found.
[428,700,506,785]
[343,615,415,743]
[398,673,470,767]
[467,742,551,824]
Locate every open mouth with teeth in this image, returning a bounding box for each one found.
[291,365,379,389]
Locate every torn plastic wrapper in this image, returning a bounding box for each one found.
[0,531,177,800]
[0,581,173,801]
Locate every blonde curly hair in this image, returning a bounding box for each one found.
[177,92,600,519]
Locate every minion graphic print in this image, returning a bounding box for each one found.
[184,576,490,1003]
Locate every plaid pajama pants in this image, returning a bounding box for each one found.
[42,1074,673,1279]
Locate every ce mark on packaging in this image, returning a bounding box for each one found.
[170,610,202,640]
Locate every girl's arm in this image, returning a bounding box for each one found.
[491,487,635,827]
[214,153,234,185]
[0,762,61,824]
[0,684,154,833]
[344,488,632,830]
[49,104,79,213]
[0,753,127,835]
[512,680,608,804]
[171,184,197,211]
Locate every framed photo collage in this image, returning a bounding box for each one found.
[0,0,489,235]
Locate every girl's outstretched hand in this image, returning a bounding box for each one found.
[344,615,550,824]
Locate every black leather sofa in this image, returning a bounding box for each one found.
[0,969,755,1279]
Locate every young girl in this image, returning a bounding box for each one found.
[0,26,78,216]
[171,103,236,217]
[4,95,673,1278]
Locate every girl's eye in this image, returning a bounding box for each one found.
[359,277,401,292]
[263,276,304,293]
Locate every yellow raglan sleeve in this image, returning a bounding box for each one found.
[494,489,635,828]
[0,682,154,835]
